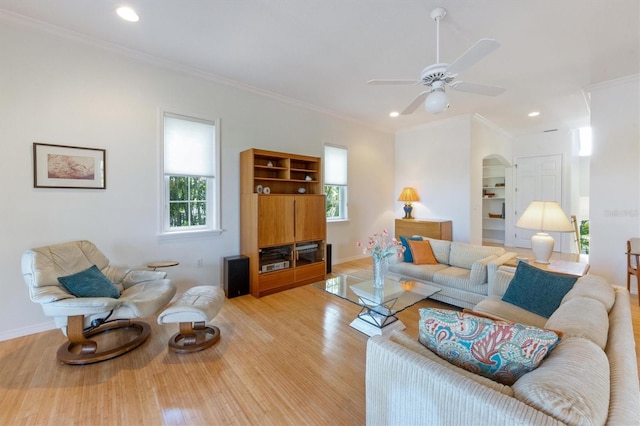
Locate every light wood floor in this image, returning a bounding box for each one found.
[1,257,638,425]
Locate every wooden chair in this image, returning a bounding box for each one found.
[627,238,640,304]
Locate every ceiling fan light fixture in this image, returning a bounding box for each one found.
[425,89,449,114]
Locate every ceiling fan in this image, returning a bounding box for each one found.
[368,7,505,115]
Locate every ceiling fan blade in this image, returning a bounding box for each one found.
[367,79,420,85]
[449,81,505,96]
[401,91,430,115]
[446,39,500,75]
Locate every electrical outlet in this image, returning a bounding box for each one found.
[197,258,203,267]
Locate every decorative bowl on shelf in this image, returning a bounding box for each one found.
[488,213,502,218]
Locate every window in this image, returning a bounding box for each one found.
[162,112,220,235]
[324,144,348,221]
[578,127,592,156]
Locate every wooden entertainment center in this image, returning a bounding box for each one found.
[240,148,326,297]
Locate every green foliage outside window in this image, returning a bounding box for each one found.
[579,220,589,254]
[325,185,340,218]
[169,176,207,227]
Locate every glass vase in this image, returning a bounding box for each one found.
[373,257,387,289]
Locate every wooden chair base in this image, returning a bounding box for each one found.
[57,318,151,365]
[168,321,220,354]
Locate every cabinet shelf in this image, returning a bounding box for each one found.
[482,158,506,244]
[242,148,322,195]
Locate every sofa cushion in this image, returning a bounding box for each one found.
[561,274,615,312]
[407,239,438,265]
[473,296,548,329]
[418,308,561,385]
[58,265,121,299]
[448,242,504,270]
[489,266,517,297]
[420,237,451,265]
[545,296,609,349]
[388,262,448,283]
[399,236,422,263]
[502,262,577,318]
[512,337,610,426]
[432,267,486,295]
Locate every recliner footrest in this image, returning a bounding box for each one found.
[157,286,224,353]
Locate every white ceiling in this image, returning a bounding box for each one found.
[1,0,638,135]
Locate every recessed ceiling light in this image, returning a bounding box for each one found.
[117,6,139,22]
[528,111,540,117]
[389,111,400,118]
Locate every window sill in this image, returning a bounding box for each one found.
[327,218,350,223]
[159,229,225,241]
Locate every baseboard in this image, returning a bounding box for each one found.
[0,320,56,342]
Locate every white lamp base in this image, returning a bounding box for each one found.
[531,232,554,264]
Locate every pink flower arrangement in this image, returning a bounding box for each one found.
[357,229,405,262]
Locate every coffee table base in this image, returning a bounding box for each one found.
[349,316,406,337]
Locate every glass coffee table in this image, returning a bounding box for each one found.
[315,273,440,336]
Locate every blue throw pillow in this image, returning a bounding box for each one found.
[502,261,577,318]
[58,265,120,299]
[399,236,423,262]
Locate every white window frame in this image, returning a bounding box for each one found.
[160,110,222,238]
[324,143,348,222]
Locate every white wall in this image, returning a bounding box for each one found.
[0,19,394,340]
[588,75,640,290]
[395,114,512,244]
[395,115,472,241]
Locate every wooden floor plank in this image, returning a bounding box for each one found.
[0,257,638,425]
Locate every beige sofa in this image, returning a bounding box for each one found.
[388,237,516,309]
[366,266,640,425]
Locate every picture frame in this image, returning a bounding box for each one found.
[33,143,106,189]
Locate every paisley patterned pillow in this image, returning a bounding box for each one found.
[418,308,561,385]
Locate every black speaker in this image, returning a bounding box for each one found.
[326,244,332,274]
[224,255,249,298]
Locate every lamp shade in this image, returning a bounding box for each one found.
[397,187,419,202]
[516,201,574,232]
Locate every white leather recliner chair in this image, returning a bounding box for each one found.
[21,240,176,364]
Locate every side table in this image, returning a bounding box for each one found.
[504,258,589,278]
[147,260,180,271]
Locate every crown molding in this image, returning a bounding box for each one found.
[0,9,393,135]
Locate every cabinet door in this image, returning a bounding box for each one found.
[295,195,326,242]
[259,195,295,247]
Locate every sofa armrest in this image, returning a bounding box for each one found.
[366,334,561,426]
[40,297,120,317]
[470,254,498,285]
[121,270,168,289]
[487,252,517,295]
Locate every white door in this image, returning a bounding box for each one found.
[514,154,563,249]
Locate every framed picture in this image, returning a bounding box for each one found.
[33,143,106,189]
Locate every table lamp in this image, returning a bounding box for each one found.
[397,187,419,219]
[516,201,574,264]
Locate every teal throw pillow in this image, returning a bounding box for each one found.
[502,261,577,318]
[418,308,561,385]
[58,265,120,299]
[399,236,422,263]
